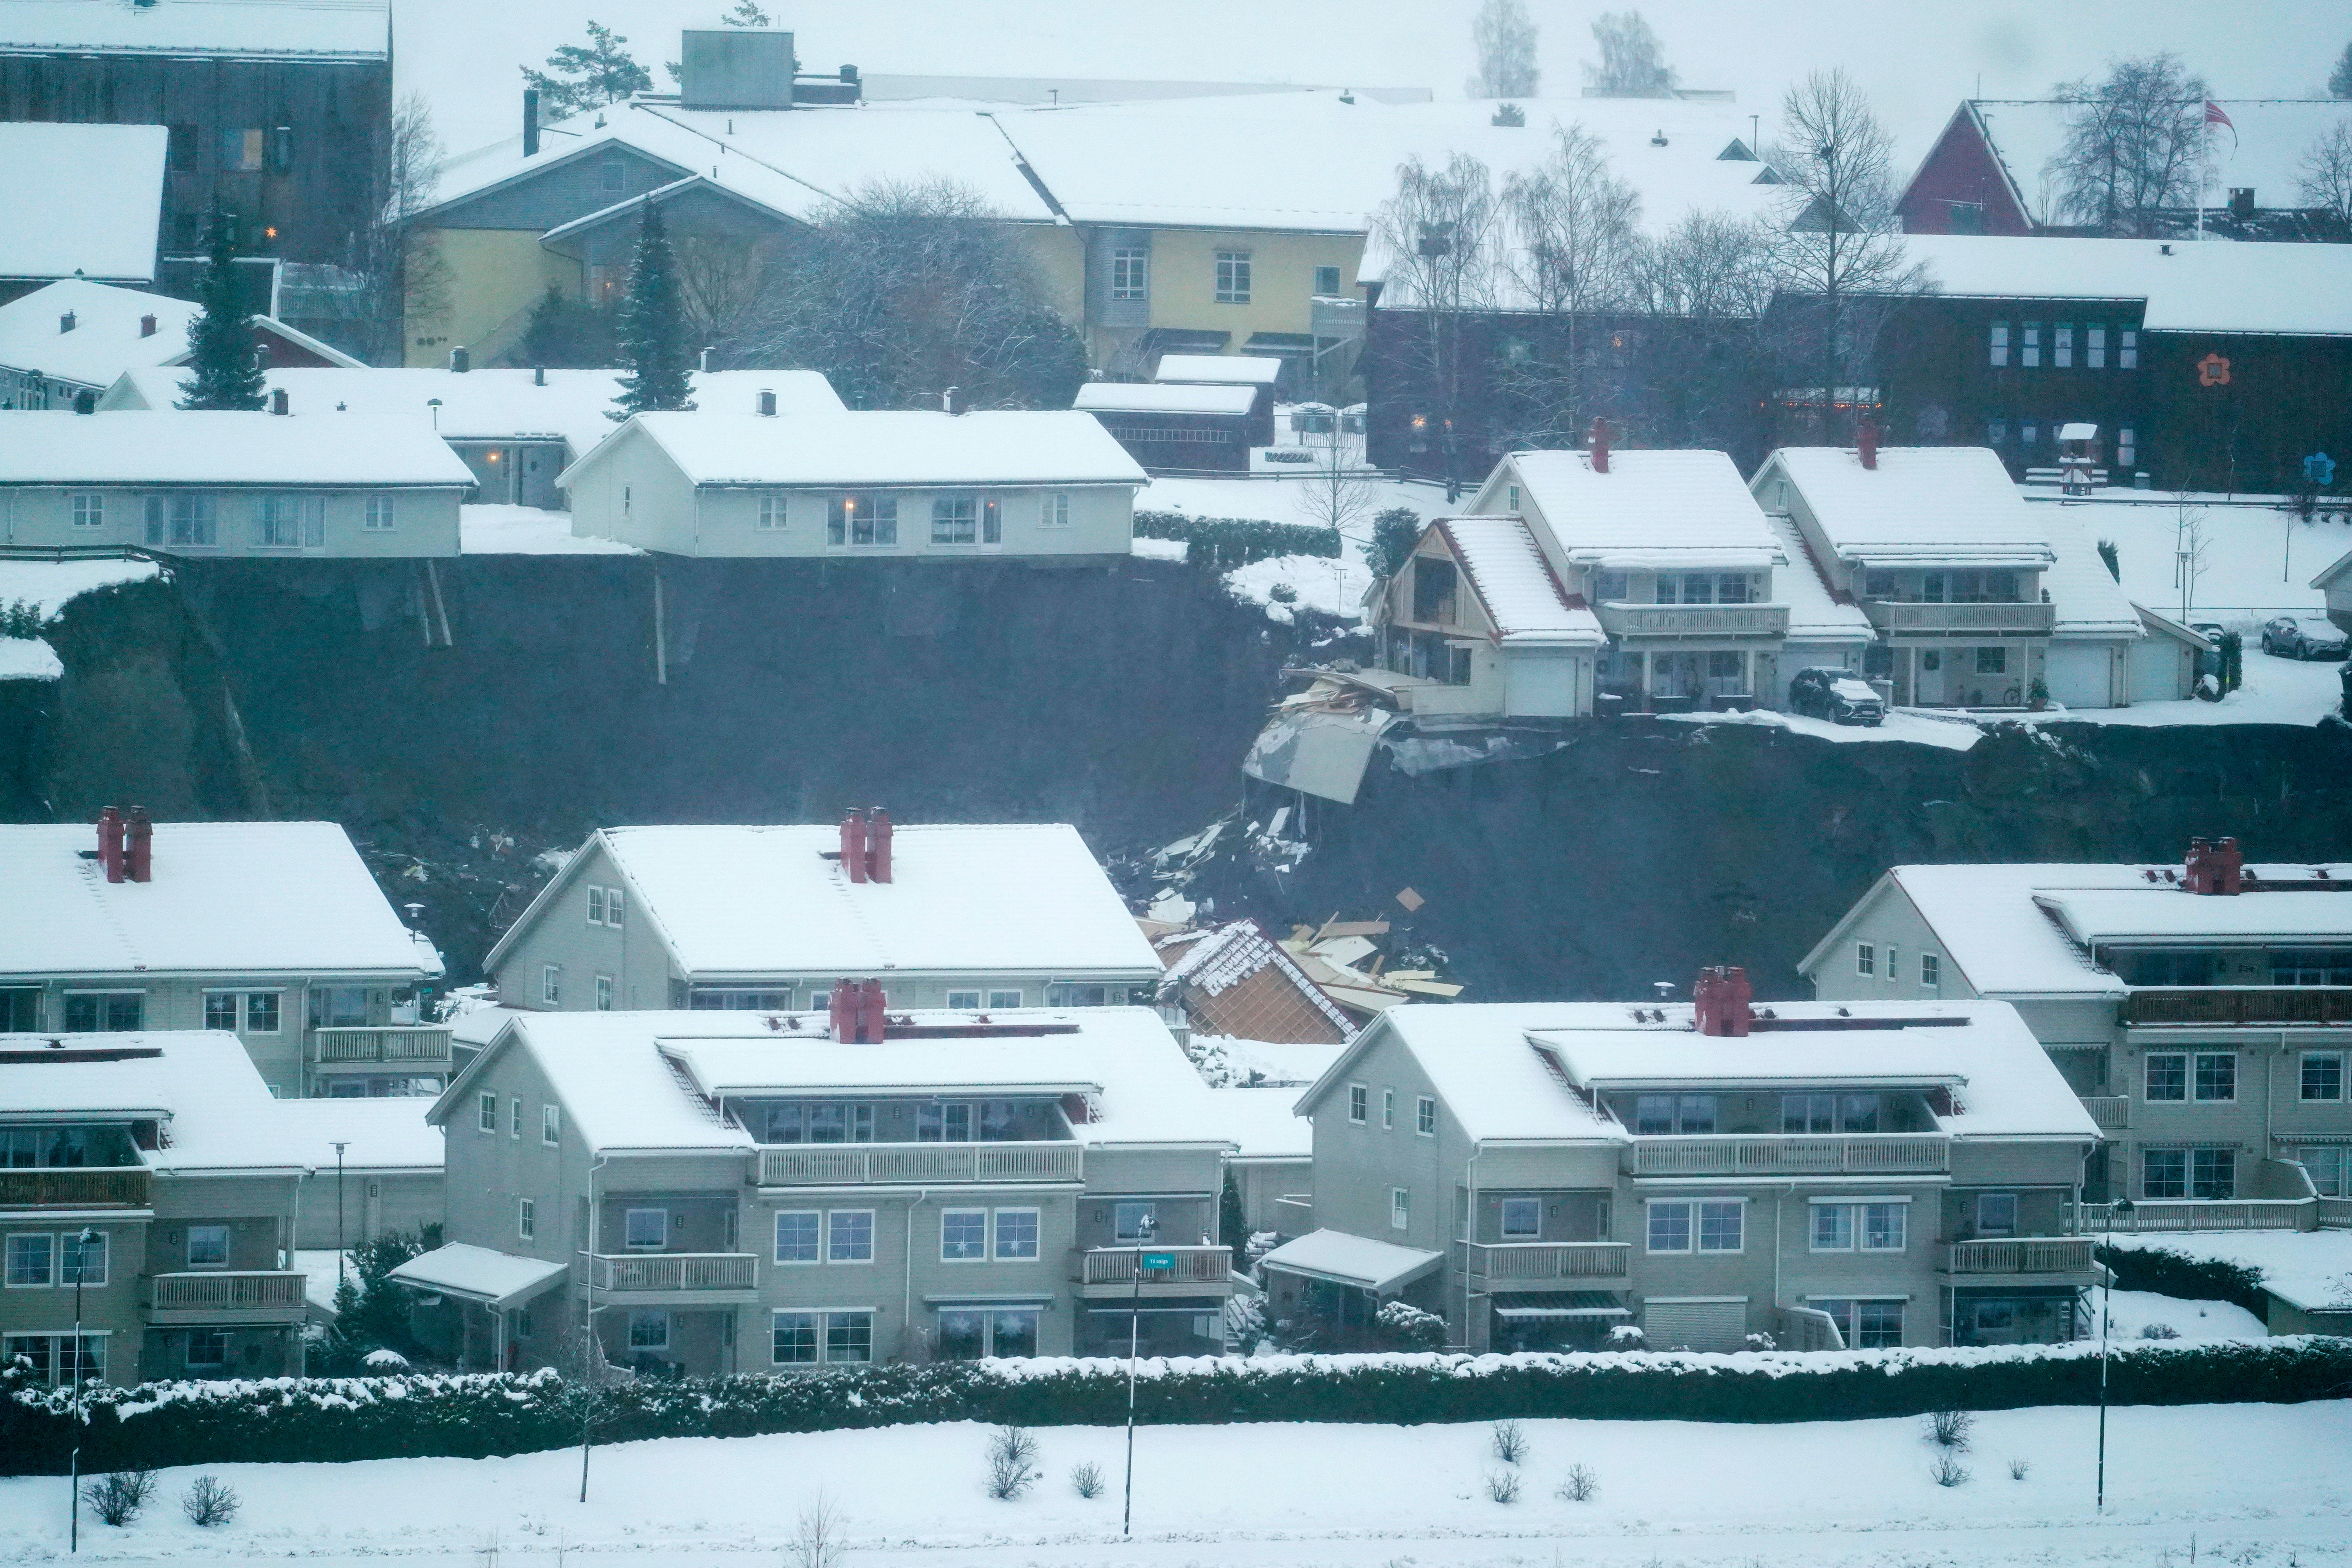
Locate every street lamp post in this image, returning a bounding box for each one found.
[1121,1214,1163,1540]
[332,1140,350,1306]
[69,1224,95,1553]
[2096,1196,2135,1511]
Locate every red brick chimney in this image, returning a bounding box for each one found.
[1857,419,1879,470]
[1588,416,1610,474]
[840,810,868,884]
[97,806,125,884]
[125,806,153,883]
[1693,965,1753,1037]
[866,808,892,883]
[2183,837,2243,895]
[829,978,888,1042]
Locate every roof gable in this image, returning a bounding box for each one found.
[1497,449,1783,567]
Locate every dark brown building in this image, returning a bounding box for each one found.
[0,0,392,269]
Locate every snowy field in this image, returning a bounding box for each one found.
[460,505,643,556]
[2099,1289,2269,1343]
[1661,707,1985,751]
[0,555,158,619]
[7,1403,2349,1567]
[2027,491,2350,624]
[1138,472,1450,623]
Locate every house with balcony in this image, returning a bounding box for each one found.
[1273,975,2101,1353]
[1800,839,2352,1230]
[485,814,1162,1016]
[1460,436,1800,714]
[0,1033,329,1386]
[1362,514,1605,723]
[1752,437,2146,709]
[0,409,471,557]
[396,1002,1235,1374]
[0,815,448,1099]
[557,404,1146,560]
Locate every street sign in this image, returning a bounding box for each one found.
[1140,1252,1175,1270]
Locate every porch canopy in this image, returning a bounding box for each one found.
[388,1243,569,1310]
[1491,1291,1631,1320]
[1258,1228,1443,1295]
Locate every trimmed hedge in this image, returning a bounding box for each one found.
[6,1338,2350,1475]
[1132,510,1342,570]
[2099,1242,2271,1318]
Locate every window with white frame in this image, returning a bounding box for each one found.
[62,991,143,1032]
[757,494,788,531]
[1039,493,1070,528]
[1884,945,1900,982]
[1347,1083,1368,1123]
[1499,1197,1541,1238]
[1416,1095,1436,1136]
[1781,1093,1881,1134]
[1974,1192,2018,1237]
[946,989,982,1010]
[917,1102,973,1142]
[6,1232,55,1287]
[1,1332,104,1385]
[2146,1051,2233,1102]
[587,885,605,924]
[936,1305,1041,1358]
[774,1210,820,1263]
[623,1208,666,1249]
[478,1091,498,1133]
[186,1224,230,1269]
[2303,1051,2346,1101]
[766,1102,876,1144]
[993,1207,1040,1260]
[2142,1146,2235,1200]
[1813,1298,1902,1348]
[930,496,978,545]
[1382,1088,1395,1129]
[1634,1094,1716,1135]
[205,990,237,1031]
[2194,1052,2237,1101]
[594,974,613,1012]
[71,493,103,529]
[1214,251,1252,303]
[253,493,323,548]
[826,1311,873,1363]
[517,1198,535,1240]
[1920,952,1940,989]
[2285,1144,2346,1197]
[826,1209,874,1263]
[1113,1200,1157,1242]
[627,1310,669,1350]
[1809,1200,1907,1252]
[1390,1187,1410,1230]
[1647,1199,1742,1253]
[1856,942,1875,976]
[771,1310,821,1364]
[145,492,218,547]
[988,988,1022,1009]
[364,495,396,531]
[1110,247,1148,300]
[941,1208,988,1261]
[827,493,897,547]
[60,1230,105,1287]
[542,1103,562,1146]
[542,964,561,1005]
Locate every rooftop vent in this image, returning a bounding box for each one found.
[139,314,157,338]
[757,388,776,416]
[449,346,470,374]
[59,311,75,334]
[2183,836,2243,895]
[270,387,289,416]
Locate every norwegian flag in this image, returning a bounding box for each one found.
[2204,100,2237,141]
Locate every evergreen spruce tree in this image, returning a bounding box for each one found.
[609,202,696,420]
[176,214,267,411]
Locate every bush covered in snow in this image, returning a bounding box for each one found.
[5,1338,2350,1475]
[2098,1243,2269,1316]
[1131,510,1342,570]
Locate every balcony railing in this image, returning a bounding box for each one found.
[1861,600,2057,636]
[0,1167,150,1209]
[2122,988,2352,1028]
[590,1253,758,1292]
[1593,602,1790,640]
[145,1270,307,1312]
[2320,1197,2352,1229]
[1629,1134,1949,1177]
[2074,1198,2312,1233]
[311,1025,456,1065]
[1943,1237,2099,1275]
[756,1141,1083,1187]
[2083,1096,2130,1131]
[1464,1241,1630,1281]
[1081,1245,1233,1286]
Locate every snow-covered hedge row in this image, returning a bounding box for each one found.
[6,1338,2347,1475]
[1131,510,1342,570]
[2098,1242,2271,1316]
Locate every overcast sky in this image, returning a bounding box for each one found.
[400,0,2348,169]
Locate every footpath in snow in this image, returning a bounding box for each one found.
[6,1403,2349,1566]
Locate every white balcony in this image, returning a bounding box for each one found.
[2075,1199,2313,1233]
[590,1252,758,1295]
[1629,1134,1949,1177]
[1593,602,1790,640]
[1861,600,2056,636]
[2082,1096,2129,1131]
[1942,1237,2099,1275]
[310,1025,455,1067]
[1464,1241,1630,1284]
[144,1270,308,1321]
[1079,1245,1234,1297]
[755,1141,1083,1187]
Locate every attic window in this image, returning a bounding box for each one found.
[1411,557,1458,624]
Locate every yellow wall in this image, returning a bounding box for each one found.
[1146,228,1364,348]
[1014,224,1087,327]
[405,228,582,368]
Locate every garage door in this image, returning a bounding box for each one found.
[2046,642,2114,709]
[1643,1297,1749,1351]
[2128,635,2193,703]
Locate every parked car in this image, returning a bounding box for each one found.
[2260,617,2350,660]
[1788,666,1886,725]
[2189,621,2227,646]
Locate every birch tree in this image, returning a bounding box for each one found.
[1370,154,1501,485]
[1493,123,1644,447]
[1465,0,1540,99]
[1582,11,1678,99]
[2048,55,2212,235]
[2298,122,2352,228]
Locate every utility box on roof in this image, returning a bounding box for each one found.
[679,29,797,111]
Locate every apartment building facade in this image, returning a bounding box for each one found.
[1273,979,2101,1353]
[0,816,449,1099]
[485,816,1163,1018]
[398,1006,1235,1374]
[1801,841,2352,1226]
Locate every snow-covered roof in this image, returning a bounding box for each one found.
[0,1031,337,1175]
[388,1243,568,1308]
[1766,446,2055,567]
[0,280,193,386]
[0,411,477,486]
[1154,355,1282,386]
[106,367,844,457]
[1497,449,1784,568]
[2040,507,2144,640]
[489,823,1161,982]
[1203,1085,1313,1160]
[1898,234,2352,338]
[1962,99,2352,231]
[0,821,443,980]
[0,125,163,284]
[2036,889,2352,946]
[0,0,389,59]
[1434,516,1604,645]
[1760,509,1873,643]
[1074,382,1259,415]
[1258,1228,1443,1292]
[263,1097,444,1173]
[574,411,1148,490]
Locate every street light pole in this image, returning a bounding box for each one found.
[69,1225,95,1554]
[2095,1196,2134,1511]
[1121,1214,1160,1540]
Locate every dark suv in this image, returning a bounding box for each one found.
[1788,666,1886,725]
[2261,617,2349,660]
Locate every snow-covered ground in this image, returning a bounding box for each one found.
[460,505,643,556]
[0,554,158,618]
[2114,1229,2352,1314]
[2026,489,2350,624]
[1138,472,1449,622]
[8,1404,2349,1566]
[1189,1031,1347,1087]
[2098,1289,2269,1344]
[1661,707,1985,752]
[0,635,61,681]
[2037,645,2344,728]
